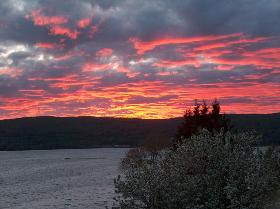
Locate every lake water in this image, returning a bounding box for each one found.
[0,148,128,209]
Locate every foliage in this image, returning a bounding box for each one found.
[114,130,280,209]
[141,133,172,160]
[176,99,230,145]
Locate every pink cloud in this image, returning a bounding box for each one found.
[129,33,243,55]
[26,9,68,26]
[215,65,235,71]
[35,42,63,49]
[82,63,109,72]
[77,18,91,29]
[49,25,79,39]
[96,48,113,57]
[0,67,23,78]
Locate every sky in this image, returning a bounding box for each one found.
[0,0,279,119]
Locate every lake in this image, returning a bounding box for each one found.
[0,148,128,209]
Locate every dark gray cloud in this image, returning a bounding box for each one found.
[170,0,280,36]
[1,0,280,43]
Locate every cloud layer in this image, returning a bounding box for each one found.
[0,0,279,119]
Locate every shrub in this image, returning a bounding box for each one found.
[114,130,280,209]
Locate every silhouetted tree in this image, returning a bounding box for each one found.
[175,99,229,145]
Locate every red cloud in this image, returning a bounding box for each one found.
[27,9,79,39]
[194,37,269,51]
[144,33,279,70]
[96,48,113,57]
[35,42,61,49]
[26,9,103,40]
[1,29,279,119]
[0,81,279,119]
[77,18,91,29]
[0,67,23,78]
[35,42,55,49]
[49,25,79,39]
[129,33,243,55]
[27,9,68,26]
[215,65,235,71]
[82,63,109,72]
[212,56,279,69]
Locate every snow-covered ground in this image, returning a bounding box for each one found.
[0,148,128,209]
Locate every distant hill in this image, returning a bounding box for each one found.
[0,113,279,150]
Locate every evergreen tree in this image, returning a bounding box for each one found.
[176,99,229,145]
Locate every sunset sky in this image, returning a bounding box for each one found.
[0,0,279,119]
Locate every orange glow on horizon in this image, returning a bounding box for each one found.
[0,29,279,119]
[0,81,279,120]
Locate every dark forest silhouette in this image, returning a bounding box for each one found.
[0,112,279,150]
[176,99,229,145]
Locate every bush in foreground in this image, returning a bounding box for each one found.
[113,130,280,209]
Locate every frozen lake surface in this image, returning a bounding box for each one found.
[0,148,128,209]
